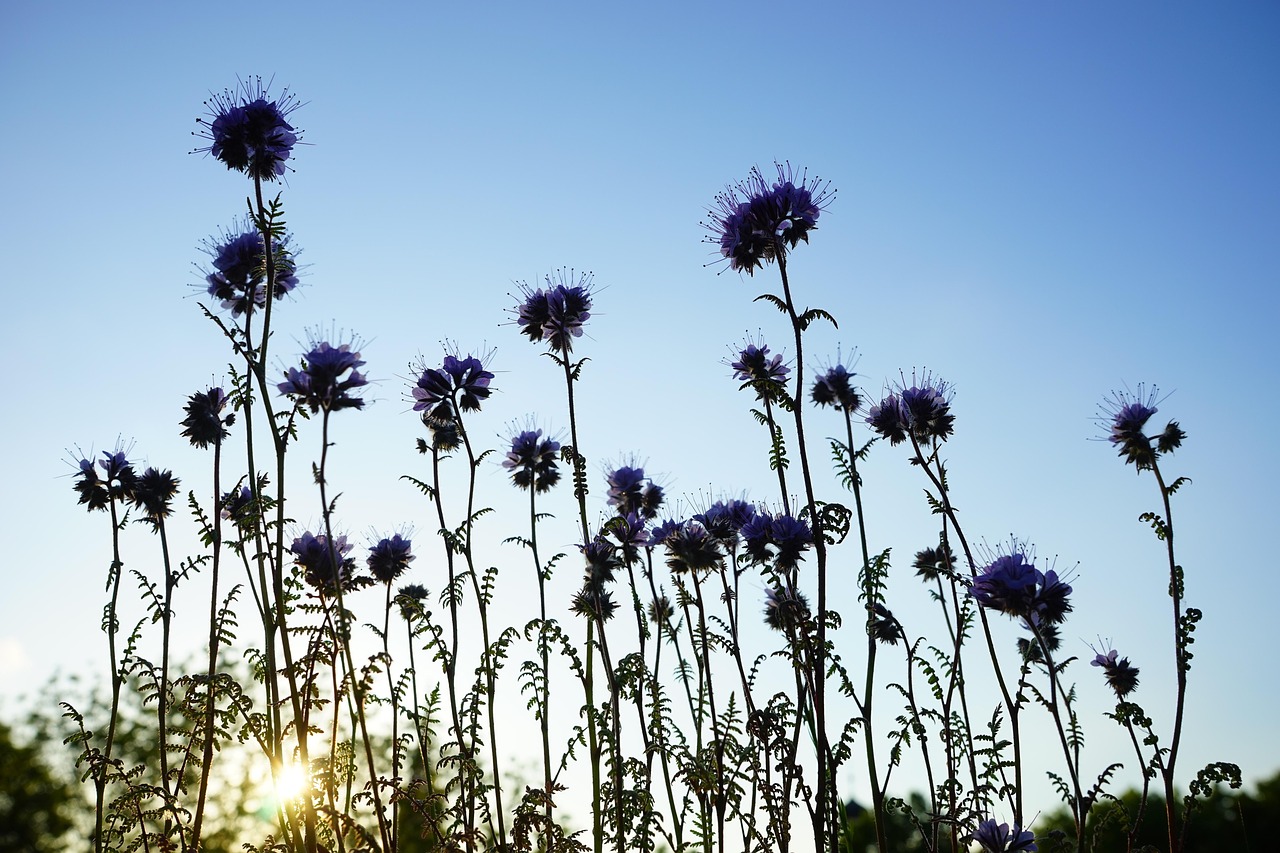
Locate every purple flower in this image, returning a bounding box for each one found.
[367,534,415,584]
[731,343,790,401]
[867,372,954,446]
[764,584,811,632]
[742,511,813,571]
[278,340,368,413]
[607,513,649,566]
[662,522,725,575]
[413,352,494,416]
[181,387,233,449]
[705,163,834,275]
[1100,384,1181,471]
[396,584,429,621]
[131,467,180,528]
[195,78,301,181]
[580,537,622,586]
[513,270,594,355]
[646,518,683,548]
[913,543,957,582]
[971,818,1037,852]
[1091,647,1141,699]
[200,220,299,317]
[291,531,358,593]
[811,363,861,412]
[73,449,138,511]
[693,500,758,544]
[605,464,663,519]
[503,428,561,493]
[221,484,261,532]
[971,547,1073,629]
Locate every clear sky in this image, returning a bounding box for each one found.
[2,0,1277,835]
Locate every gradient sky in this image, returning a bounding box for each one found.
[2,0,1277,837]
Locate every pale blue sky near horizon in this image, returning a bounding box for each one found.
[2,0,1278,831]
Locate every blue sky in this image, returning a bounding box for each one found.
[2,0,1277,833]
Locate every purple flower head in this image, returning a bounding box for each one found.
[132,467,180,528]
[605,463,663,519]
[742,511,813,571]
[503,427,561,493]
[1091,646,1141,699]
[72,447,138,511]
[764,584,811,632]
[195,77,302,181]
[913,543,958,582]
[868,371,954,446]
[606,513,649,566]
[972,544,1074,629]
[199,219,298,317]
[513,269,594,354]
[278,338,368,413]
[811,362,862,412]
[181,387,233,449]
[730,341,791,402]
[971,819,1037,852]
[291,531,359,593]
[413,349,494,416]
[580,537,621,586]
[647,518,684,548]
[396,583,429,621]
[570,584,618,622]
[705,163,834,275]
[367,533,414,584]
[663,522,725,575]
[694,499,758,545]
[1099,384,1180,471]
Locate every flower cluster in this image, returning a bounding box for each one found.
[514,270,594,355]
[1091,647,1141,699]
[181,387,233,449]
[1101,385,1185,471]
[571,537,621,622]
[503,428,561,493]
[367,534,415,584]
[72,450,138,512]
[764,584,811,632]
[970,818,1037,852]
[605,464,664,520]
[196,78,301,181]
[278,340,368,413]
[867,372,954,446]
[742,511,814,572]
[291,531,359,593]
[811,362,861,412]
[707,163,834,274]
[413,353,494,418]
[971,546,1073,649]
[661,522,725,575]
[731,343,790,402]
[133,468,180,528]
[693,499,758,545]
[201,222,298,317]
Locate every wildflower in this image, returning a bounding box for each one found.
[513,270,594,355]
[200,221,298,317]
[867,372,954,446]
[181,387,233,449]
[648,595,674,626]
[606,513,649,566]
[646,518,683,548]
[503,428,561,492]
[1091,648,1141,699]
[971,547,1073,627]
[742,512,813,572]
[605,464,662,519]
[278,340,368,413]
[706,163,834,275]
[221,485,260,532]
[570,585,618,622]
[291,531,359,593]
[396,584,429,621]
[421,408,461,452]
[764,584,811,632]
[731,343,790,402]
[912,543,957,582]
[195,77,301,181]
[73,449,138,511]
[871,603,903,645]
[970,818,1037,852]
[694,500,757,545]
[811,363,861,412]
[367,534,414,584]
[663,522,725,575]
[1100,385,1183,471]
[132,468,180,528]
[412,353,494,415]
[580,537,621,586]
